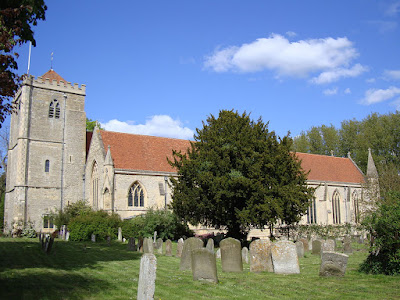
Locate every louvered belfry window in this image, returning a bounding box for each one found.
[49,100,61,119]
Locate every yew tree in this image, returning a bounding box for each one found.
[169,110,313,241]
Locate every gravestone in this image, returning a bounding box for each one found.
[321,239,335,253]
[242,247,249,264]
[271,240,300,274]
[312,240,323,254]
[319,251,349,277]
[128,237,136,251]
[206,238,214,253]
[249,239,273,273]
[66,231,70,241]
[191,248,218,283]
[143,237,154,254]
[118,227,122,242]
[176,238,184,257]
[216,248,221,259]
[295,240,304,258]
[299,238,309,252]
[44,236,54,254]
[153,231,157,243]
[138,237,144,252]
[91,234,96,243]
[137,254,157,300]
[165,239,172,256]
[180,237,203,271]
[155,238,163,254]
[343,236,352,254]
[220,238,243,272]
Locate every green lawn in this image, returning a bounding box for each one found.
[0,238,399,300]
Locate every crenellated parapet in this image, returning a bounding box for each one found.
[23,75,86,95]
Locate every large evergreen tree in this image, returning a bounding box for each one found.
[169,110,313,241]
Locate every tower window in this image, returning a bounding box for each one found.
[55,103,60,118]
[48,102,54,118]
[45,160,50,173]
[48,100,60,119]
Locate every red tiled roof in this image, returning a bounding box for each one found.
[296,152,365,183]
[41,69,67,83]
[100,131,191,172]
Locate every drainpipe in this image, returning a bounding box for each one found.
[60,93,67,211]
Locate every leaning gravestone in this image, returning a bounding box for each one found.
[155,238,163,254]
[143,237,154,254]
[118,227,122,242]
[206,238,214,253]
[191,248,218,283]
[299,238,309,252]
[216,248,221,259]
[137,254,157,300]
[249,239,273,273]
[242,247,249,264]
[91,234,96,243]
[165,239,172,256]
[319,251,349,277]
[176,238,184,257]
[220,238,243,272]
[321,239,336,253]
[312,240,323,255]
[271,240,300,274]
[128,237,136,251]
[295,240,304,258]
[180,237,203,271]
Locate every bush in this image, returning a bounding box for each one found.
[359,191,400,275]
[68,211,122,242]
[53,200,92,230]
[121,208,193,240]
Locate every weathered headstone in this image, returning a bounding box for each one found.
[321,239,335,253]
[319,251,349,277]
[191,248,218,283]
[128,237,136,251]
[242,247,249,264]
[249,239,273,273]
[299,238,309,252]
[176,238,184,257]
[165,239,172,256]
[216,248,221,259]
[295,240,304,258]
[118,227,122,242]
[155,238,163,254]
[312,240,323,254]
[65,231,70,241]
[206,238,214,253]
[137,254,157,300]
[343,236,353,254]
[44,236,54,254]
[180,237,203,271]
[153,231,157,243]
[143,237,154,254]
[91,234,96,243]
[220,238,243,272]
[271,240,300,274]
[138,237,144,252]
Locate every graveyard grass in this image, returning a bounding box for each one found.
[0,238,399,299]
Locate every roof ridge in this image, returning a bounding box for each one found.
[295,152,350,160]
[100,129,193,142]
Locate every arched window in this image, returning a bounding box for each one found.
[332,190,341,224]
[48,101,54,118]
[91,162,99,209]
[307,198,317,224]
[48,100,60,119]
[352,191,360,223]
[55,102,60,118]
[45,160,50,173]
[128,183,145,207]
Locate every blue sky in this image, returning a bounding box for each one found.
[13,0,400,139]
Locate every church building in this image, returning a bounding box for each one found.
[4,71,377,233]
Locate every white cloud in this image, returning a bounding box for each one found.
[311,64,368,84]
[286,31,297,37]
[386,1,400,16]
[366,78,376,83]
[383,69,400,80]
[323,87,338,95]
[101,115,194,140]
[361,86,400,105]
[344,88,351,94]
[204,34,363,83]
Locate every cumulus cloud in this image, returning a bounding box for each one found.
[101,115,194,140]
[204,34,364,83]
[323,87,338,95]
[383,69,400,80]
[361,86,400,105]
[311,64,368,84]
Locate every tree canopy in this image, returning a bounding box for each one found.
[0,0,47,127]
[86,117,103,131]
[169,110,313,241]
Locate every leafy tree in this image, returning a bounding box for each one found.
[169,110,313,241]
[86,117,103,131]
[0,1,47,127]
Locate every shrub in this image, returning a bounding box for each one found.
[359,191,400,275]
[53,200,92,230]
[21,222,37,238]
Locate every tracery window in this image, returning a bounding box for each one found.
[48,100,60,119]
[332,190,341,224]
[352,191,360,223]
[307,198,317,224]
[128,182,145,207]
[91,162,99,209]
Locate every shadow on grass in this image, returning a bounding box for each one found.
[0,238,143,272]
[0,271,112,300]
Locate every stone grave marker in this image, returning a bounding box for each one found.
[91,234,96,243]
[295,240,304,258]
[321,239,336,253]
[312,240,323,254]
[128,237,136,251]
[216,248,221,259]
[206,238,214,253]
[155,238,163,254]
[242,247,249,264]
[66,231,70,241]
[343,236,352,254]
[165,239,172,256]
[143,237,154,254]
[319,251,349,277]
[180,237,203,271]
[137,253,157,300]
[299,238,309,252]
[191,248,218,283]
[220,237,243,272]
[249,239,273,273]
[271,240,300,274]
[118,227,122,242]
[176,238,184,257]
[44,236,54,254]
[153,231,157,243]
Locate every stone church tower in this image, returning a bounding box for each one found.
[4,70,86,232]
